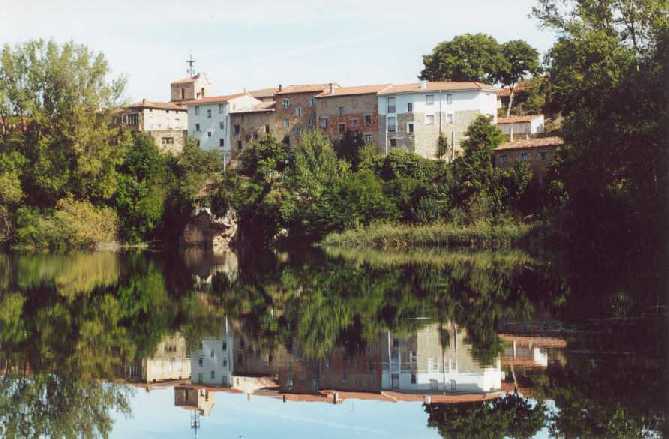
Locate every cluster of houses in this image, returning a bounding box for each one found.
[115,70,562,175]
[125,318,566,423]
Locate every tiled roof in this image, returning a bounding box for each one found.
[248,87,279,98]
[180,93,246,105]
[379,81,496,95]
[274,83,335,95]
[497,115,542,124]
[496,80,532,97]
[126,100,186,111]
[495,136,564,151]
[315,84,391,98]
[230,101,275,114]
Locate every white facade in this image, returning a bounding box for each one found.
[191,332,235,386]
[141,108,187,131]
[497,115,545,137]
[186,94,261,154]
[378,89,497,120]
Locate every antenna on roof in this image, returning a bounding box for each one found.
[186,54,196,77]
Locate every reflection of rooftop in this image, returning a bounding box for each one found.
[499,334,567,369]
[174,386,215,417]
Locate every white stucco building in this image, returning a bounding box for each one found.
[184,94,262,155]
[190,320,235,386]
[377,81,498,160]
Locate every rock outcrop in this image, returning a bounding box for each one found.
[181,208,238,255]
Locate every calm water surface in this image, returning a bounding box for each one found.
[0,247,665,438]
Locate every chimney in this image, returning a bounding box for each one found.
[420,79,428,89]
[329,82,335,94]
[278,84,283,92]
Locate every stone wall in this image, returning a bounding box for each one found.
[315,94,380,146]
[229,111,283,160]
[274,92,320,146]
[147,129,188,155]
[493,146,556,178]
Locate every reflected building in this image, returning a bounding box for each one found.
[381,323,502,394]
[174,386,215,417]
[499,334,567,369]
[124,333,191,383]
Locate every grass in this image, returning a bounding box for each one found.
[320,220,542,250]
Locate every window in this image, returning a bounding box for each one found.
[206,109,212,118]
[337,106,344,116]
[234,124,240,135]
[198,357,203,367]
[407,122,414,134]
[218,104,224,114]
[223,359,227,368]
[282,98,290,109]
[498,153,507,164]
[338,123,346,135]
[364,114,372,126]
[319,117,328,129]
[197,373,203,383]
[387,117,397,132]
[207,131,212,137]
[364,134,373,144]
[446,94,453,104]
[237,140,242,150]
[407,102,413,113]
[410,351,417,363]
[200,87,205,97]
[265,124,270,134]
[425,114,435,125]
[309,97,316,107]
[210,370,215,379]
[411,373,417,384]
[389,138,397,148]
[539,151,548,160]
[447,113,454,124]
[181,88,185,100]
[295,106,303,117]
[295,127,302,135]
[426,94,434,105]
[520,151,529,161]
[161,137,174,145]
[195,123,200,132]
[219,138,225,147]
[194,105,200,115]
[387,97,396,113]
[253,132,258,140]
[283,119,289,128]
[350,118,359,129]
[219,121,225,130]
[222,341,227,351]
[210,350,215,358]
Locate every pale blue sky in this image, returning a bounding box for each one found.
[1,0,557,102]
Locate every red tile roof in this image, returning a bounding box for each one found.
[497,115,542,124]
[230,101,275,114]
[495,136,564,151]
[126,100,186,111]
[316,84,391,98]
[180,93,247,105]
[379,81,495,95]
[248,87,279,99]
[274,83,336,95]
[496,80,532,97]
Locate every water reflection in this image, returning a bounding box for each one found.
[0,248,665,438]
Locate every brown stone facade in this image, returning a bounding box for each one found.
[315,94,380,146]
[493,145,556,178]
[273,90,324,146]
[229,110,281,160]
[146,129,188,155]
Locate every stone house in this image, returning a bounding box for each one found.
[314,84,390,147]
[273,83,335,146]
[493,136,563,178]
[114,100,188,154]
[170,73,213,103]
[378,81,498,160]
[497,114,545,140]
[183,93,262,156]
[229,101,278,160]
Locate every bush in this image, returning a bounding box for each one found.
[13,199,118,250]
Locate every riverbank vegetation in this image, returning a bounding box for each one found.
[0,41,222,251]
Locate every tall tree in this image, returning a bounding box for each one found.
[419,34,505,83]
[0,40,128,207]
[496,40,541,116]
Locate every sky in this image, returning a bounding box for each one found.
[1,0,557,102]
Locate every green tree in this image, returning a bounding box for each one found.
[496,40,541,116]
[420,34,505,83]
